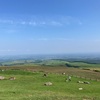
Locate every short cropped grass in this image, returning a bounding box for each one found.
[0,70,99,100]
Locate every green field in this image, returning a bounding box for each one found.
[0,59,100,100]
[1,59,100,70]
[0,68,100,100]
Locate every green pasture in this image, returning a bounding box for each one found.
[1,59,100,71]
[67,62,100,68]
[0,69,99,100]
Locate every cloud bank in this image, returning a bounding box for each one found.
[0,16,82,27]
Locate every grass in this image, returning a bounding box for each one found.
[1,59,100,71]
[0,69,99,100]
[67,61,100,68]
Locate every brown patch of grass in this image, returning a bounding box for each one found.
[0,65,100,80]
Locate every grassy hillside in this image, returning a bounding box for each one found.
[1,59,100,69]
[0,57,100,100]
[0,69,99,100]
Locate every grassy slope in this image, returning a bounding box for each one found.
[1,59,100,70]
[0,69,100,100]
[67,61,100,68]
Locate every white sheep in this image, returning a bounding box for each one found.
[79,88,83,90]
[44,82,53,86]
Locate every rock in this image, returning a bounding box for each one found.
[44,82,53,86]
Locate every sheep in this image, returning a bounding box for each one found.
[67,76,71,81]
[79,88,83,90]
[43,73,47,77]
[84,81,90,84]
[9,77,16,80]
[77,81,84,84]
[62,72,66,75]
[0,76,5,80]
[44,82,53,86]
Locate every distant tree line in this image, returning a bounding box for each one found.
[65,63,79,68]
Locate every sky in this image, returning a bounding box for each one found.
[0,0,100,55]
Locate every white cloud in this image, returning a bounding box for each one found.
[50,21,63,26]
[0,16,82,27]
[20,21,26,25]
[0,19,14,24]
[60,16,82,25]
[28,21,37,26]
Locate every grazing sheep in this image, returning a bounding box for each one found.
[9,77,16,80]
[79,88,83,90]
[43,73,47,77]
[67,76,71,81]
[44,82,52,86]
[0,76,5,80]
[84,81,90,84]
[62,72,66,75]
[66,76,72,82]
[77,81,84,84]
[77,81,90,84]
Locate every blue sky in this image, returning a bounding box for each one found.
[0,0,100,55]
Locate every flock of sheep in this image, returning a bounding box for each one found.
[0,72,90,90]
[0,76,16,80]
[43,73,90,88]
